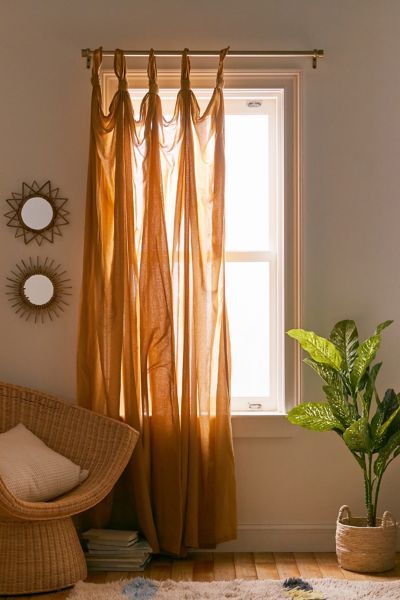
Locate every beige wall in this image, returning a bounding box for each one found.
[1,0,400,550]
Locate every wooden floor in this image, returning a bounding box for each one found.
[8,552,400,599]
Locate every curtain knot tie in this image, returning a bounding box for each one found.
[215,47,229,90]
[118,80,128,91]
[149,82,159,95]
[181,78,190,90]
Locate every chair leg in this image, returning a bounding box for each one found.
[0,517,87,594]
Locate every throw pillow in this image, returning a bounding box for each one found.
[0,423,89,501]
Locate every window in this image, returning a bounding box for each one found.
[223,90,284,413]
[106,69,301,415]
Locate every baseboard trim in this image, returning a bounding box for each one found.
[215,522,336,552]
[214,522,400,552]
[237,522,335,532]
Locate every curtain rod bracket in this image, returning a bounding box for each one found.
[313,49,318,69]
[82,48,92,69]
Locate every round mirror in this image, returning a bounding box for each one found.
[6,257,71,323]
[20,196,54,231]
[23,274,54,306]
[5,180,69,244]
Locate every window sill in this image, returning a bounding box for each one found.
[231,413,296,439]
[231,411,288,416]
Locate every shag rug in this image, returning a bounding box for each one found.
[67,576,400,600]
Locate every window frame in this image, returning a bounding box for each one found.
[102,68,302,415]
[222,89,284,414]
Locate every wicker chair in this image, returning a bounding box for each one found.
[0,380,139,595]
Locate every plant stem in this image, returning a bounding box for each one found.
[368,454,375,526]
[373,472,384,524]
[364,454,375,527]
[352,393,360,416]
[373,456,395,523]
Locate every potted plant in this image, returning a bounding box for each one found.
[287,319,398,572]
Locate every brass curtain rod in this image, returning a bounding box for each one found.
[81,48,325,69]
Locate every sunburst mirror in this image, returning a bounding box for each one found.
[6,257,72,323]
[4,180,69,245]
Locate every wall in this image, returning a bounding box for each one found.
[1,0,400,551]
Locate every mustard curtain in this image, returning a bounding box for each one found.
[77,47,236,554]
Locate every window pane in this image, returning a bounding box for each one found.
[225,114,269,252]
[225,261,270,397]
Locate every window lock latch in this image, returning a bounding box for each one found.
[248,402,263,410]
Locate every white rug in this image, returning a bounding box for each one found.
[67,577,400,600]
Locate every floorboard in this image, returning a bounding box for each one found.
[253,552,279,580]
[294,552,323,578]
[315,552,345,578]
[192,552,215,581]
[9,552,400,598]
[234,552,257,579]
[170,556,194,581]
[273,552,301,579]
[214,552,236,580]
[148,556,173,581]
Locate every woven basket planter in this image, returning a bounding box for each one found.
[336,505,398,573]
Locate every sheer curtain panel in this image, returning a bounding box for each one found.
[77,48,236,554]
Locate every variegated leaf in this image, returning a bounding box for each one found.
[329,320,359,371]
[350,335,380,391]
[323,385,357,428]
[303,358,341,387]
[363,362,382,414]
[288,402,345,432]
[287,329,343,371]
[374,430,400,476]
[343,418,372,452]
[375,320,394,335]
[374,405,400,449]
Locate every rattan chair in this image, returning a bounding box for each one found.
[0,380,139,595]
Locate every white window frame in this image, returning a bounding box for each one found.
[102,68,302,416]
[223,89,284,414]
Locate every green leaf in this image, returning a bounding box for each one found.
[374,405,400,449]
[375,320,394,335]
[303,358,342,387]
[371,389,399,447]
[374,430,400,476]
[387,393,400,437]
[329,320,359,371]
[288,402,345,432]
[287,329,343,371]
[363,362,382,414]
[343,418,372,452]
[350,335,381,390]
[358,369,370,391]
[323,385,357,428]
[380,389,398,420]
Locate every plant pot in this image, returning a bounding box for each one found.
[336,505,398,572]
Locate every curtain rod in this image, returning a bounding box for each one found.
[81,48,325,69]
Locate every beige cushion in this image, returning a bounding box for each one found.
[0,423,88,501]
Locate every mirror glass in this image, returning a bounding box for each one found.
[20,196,54,231]
[23,274,54,306]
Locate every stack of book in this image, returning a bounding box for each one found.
[82,529,152,571]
